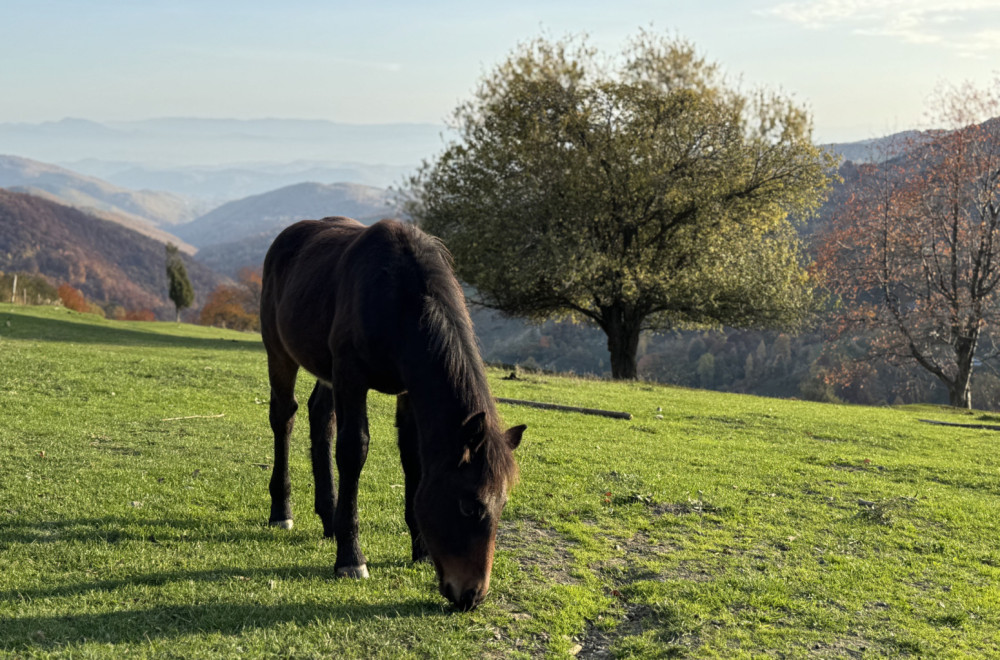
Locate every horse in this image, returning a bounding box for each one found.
[259,216,525,611]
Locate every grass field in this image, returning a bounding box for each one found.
[1,303,998,658]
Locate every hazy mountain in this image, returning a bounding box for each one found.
[822,130,924,164]
[174,181,397,249]
[0,154,206,234]
[0,190,225,317]
[60,159,415,200]
[0,117,449,169]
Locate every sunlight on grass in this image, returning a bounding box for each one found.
[1,304,998,657]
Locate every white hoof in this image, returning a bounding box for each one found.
[336,564,370,579]
[269,519,294,530]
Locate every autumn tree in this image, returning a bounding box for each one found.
[198,267,262,331]
[165,243,194,322]
[57,283,104,317]
[816,81,1000,408]
[407,33,834,378]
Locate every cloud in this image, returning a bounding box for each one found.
[764,0,1000,56]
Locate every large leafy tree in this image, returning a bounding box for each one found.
[165,243,194,322]
[407,34,834,378]
[816,82,1000,408]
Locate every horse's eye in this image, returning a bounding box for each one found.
[459,498,486,519]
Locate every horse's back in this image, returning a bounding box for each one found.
[261,217,366,379]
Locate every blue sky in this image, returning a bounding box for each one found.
[1,0,998,142]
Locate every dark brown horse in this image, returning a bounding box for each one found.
[260,216,525,611]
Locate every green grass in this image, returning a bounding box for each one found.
[1,303,998,658]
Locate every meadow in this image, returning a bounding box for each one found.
[1,303,998,658]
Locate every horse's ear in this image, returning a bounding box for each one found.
[505,424,526,450]
[461,411,487,450]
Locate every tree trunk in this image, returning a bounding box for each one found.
[175,307,181,323]
[948,381,972,408]
[603,308,641,380]
[947,332,979,408]
[948,335,977,408]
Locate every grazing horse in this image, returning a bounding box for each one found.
[260,216,525,611]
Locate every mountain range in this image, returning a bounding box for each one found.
[0,154,204,251]
[0,117,449,171]
[172,181,398,275]
[0,119,940,327]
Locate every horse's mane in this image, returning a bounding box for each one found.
[406,224,519,491]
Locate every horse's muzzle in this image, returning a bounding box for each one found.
[440,581,485,611]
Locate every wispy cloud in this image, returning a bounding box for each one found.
[764,0,1000,57]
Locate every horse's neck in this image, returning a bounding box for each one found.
[402,359,493,458]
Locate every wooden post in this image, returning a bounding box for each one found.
[10,273,16,304]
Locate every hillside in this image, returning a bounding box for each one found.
[174,181,396,248]
[1,304,998,657]
[0,190,224,316]
[822,130,923,164]
[172,182,397,274]
[0,154,205,231]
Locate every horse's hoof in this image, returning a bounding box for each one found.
[336,564,370,579]
[269,519,294,530]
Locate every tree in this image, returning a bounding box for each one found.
[406,33,834,378]
[165,243,194,322]
[198,267,262,331]
[57,283,104,316]
[816,81,1000,408]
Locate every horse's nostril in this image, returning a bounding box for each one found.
[458,588,480,611]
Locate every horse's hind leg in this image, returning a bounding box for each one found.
[396,393,427,562]
[331,378,370,578]
[307,381,337,537]
[267,350,298,529]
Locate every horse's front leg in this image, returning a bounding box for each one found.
[266,353,298,530]
[396,393,427,562]
[307,381,337,537]
[332,382,370,578]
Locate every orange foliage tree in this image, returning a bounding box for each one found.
[58,283,89,312]
[198,267,262,331]
[815,82,1000,408]
[57,283,104,316]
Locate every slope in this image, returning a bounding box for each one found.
[0,154,205,229]
[0,190,223,316]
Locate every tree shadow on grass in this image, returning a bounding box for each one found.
[1,596,450,651]
[0,515,298,549]
[0,311,262,352]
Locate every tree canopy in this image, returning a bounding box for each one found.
[407,33,835,378]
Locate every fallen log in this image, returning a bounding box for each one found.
[496,397,632,420]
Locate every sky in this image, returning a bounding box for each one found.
[1,0,999,143]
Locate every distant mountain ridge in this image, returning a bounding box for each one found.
[0,190,224,317]
[0,154,205,251]
[61,159,415,200]
[0,117,450,169]
[174,181,396,248]
[174,181,398,275]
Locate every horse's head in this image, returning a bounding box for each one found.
[415,411,525,611]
